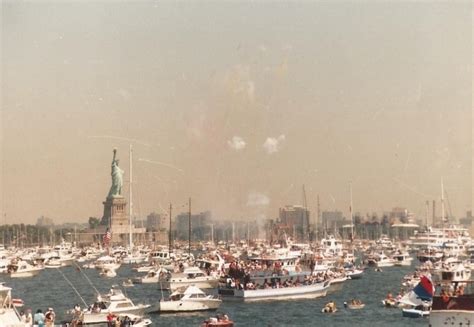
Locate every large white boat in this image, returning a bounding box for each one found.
[218,280,330,301]
[153,285,222,312]
[73,287,151,325]
[8,261,43,278]
[368,252,395,267]
[320,236,343,256]
[439,263,471,282]
[0,283,26,326]
[94,255,121,271]
[410,226,471,250]
[43,251,75,268]
[327,275,348,293]
[392,252,413,266]
[430,281,474,327]
[133,267,167,284]
[160,267,219,291]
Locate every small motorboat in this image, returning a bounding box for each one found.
[322,301,337,313]
[200,314,234,327]
[382,298,397,307]
[100,267,117,278]
[117,313,152,326]
[122,279,134,287]
[344,299,365,309]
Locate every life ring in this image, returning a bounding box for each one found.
[12,299,24,307]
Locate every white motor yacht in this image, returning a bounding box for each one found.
[8,261,43,278]
[43,251,75,268]
[160,267,219,291]
[392,252,413,266]
[374,253,395,267]
[153,285,222,312]
[73,286,151,325]
[94,255,121,271]
[133,267,167,284]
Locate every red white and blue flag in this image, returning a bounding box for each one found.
[413,275,435,301]
[103,228,112,245]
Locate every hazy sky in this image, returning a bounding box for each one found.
[1,1,472,225]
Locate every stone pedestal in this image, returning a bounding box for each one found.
[102,196,128,235]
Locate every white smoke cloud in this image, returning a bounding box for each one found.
[247,192,270,207]
[263,134,286,154]
[227,136,246,151]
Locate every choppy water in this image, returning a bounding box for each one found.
[4,262,428,326]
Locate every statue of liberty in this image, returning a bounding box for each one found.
[107,149,124,198]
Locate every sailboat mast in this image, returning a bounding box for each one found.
[211,223,214,245]
[302,184,308,242]
[188,197,191,256]
[168,203,172,255]
[350,181,354,242]
[129,144,133,250]
[441,178,445,225]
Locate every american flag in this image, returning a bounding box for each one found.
[103,228,112,245]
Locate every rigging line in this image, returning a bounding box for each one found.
[73,261,101,296]
[55,268,88,307]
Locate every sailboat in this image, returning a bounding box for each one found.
[400,275,434,318]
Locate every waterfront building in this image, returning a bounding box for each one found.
[278,205,310,242]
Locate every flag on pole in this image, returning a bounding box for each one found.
[103,228,112,245]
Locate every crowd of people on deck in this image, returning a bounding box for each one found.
[224,262,335,291]
[20,307,55,327]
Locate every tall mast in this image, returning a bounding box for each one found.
[168,203,172,255]
[188,197,192,256]
[350,181,354,242]
[441,178,445,225]
[129,144,133,250]
[302,184,308,242]
[425,200,430,229]
[317,194,321,240]
[211,223,214,245]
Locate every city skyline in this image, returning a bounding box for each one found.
[2,2,472,225]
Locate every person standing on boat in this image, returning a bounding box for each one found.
[45,307,55,326]
[24,309,33,327]
[34,309,45,327]
[107,311,115,327]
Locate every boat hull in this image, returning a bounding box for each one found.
[218,282,329,301]
[156,299,222,312]
[430,310,474,326]
[81,307,148,324]
[160,279,219,291]
[10,269,42,278]
[402,308,429,318]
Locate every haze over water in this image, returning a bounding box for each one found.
[1,2,472,224]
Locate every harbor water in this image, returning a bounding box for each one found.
[5,261,427,326]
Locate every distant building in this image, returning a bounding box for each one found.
[321,211,345,231]
[176,211,211,241]
[278,205,310,242]
[460,210,473,228]
[36,216,54,227]
[146,212,161,230]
